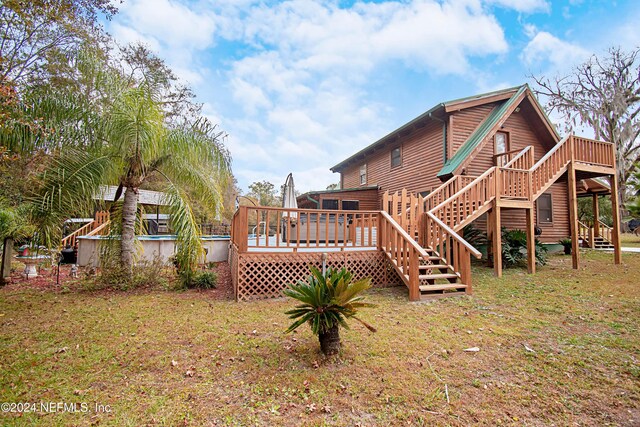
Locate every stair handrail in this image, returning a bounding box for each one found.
[425,212,482,259]
[420,175,477,210]
[529,135,572,198]
[61,221,96,248]
[380,211,429,258]
[429,166,498,231]
[502,145,534,169]
[86,221,110,236]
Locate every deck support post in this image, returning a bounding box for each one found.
[592,194,600,237]
[526,208,535,274]
[408,248,420,301]
[492,205,502,278]
[567,163,579,269]
[609,175,622,265]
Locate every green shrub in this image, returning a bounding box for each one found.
[177,270,217,289]
[502,228,548,268]
[191,270,217,289]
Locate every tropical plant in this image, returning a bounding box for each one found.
[501,228,548,268]
[559,238,572,255]
[33,83,231,282]
[283,266,376,356]
[462,224,487,248]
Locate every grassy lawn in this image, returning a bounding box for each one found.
[621,232,640,248]
[1,251,639,426]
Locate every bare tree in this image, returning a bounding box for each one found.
[531,47,640,226]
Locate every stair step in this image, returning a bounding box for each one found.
[418,273,459,280]
[418,264,450,270]
[419,283,468,292]
[421,255,443,261]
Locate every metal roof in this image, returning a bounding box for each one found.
[437,85,528,178]
[94,185,170,206]
[330,85,524,173]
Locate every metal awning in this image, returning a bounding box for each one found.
[94,185,170,206]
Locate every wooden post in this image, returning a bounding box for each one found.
[592,194,600,237]
[486,209,494,267]
[493,206,502,278]
[408,247,420,301]
[609,175,622,265]
[237,207,248,253]
[460,247,472,294]
[377,212,384,251]
[526,208,536,274]
[567,163,579,269]
[1,237,12,284]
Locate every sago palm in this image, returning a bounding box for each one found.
[284,266,376,355]
[33,84,230,281]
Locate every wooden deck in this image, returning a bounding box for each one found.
[230,135,620,302]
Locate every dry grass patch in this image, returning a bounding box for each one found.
[1,251,639,426]
[621,232,640,247]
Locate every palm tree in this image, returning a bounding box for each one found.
[284,266,376,355]
[34,85,230,281]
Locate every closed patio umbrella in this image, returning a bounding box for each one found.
[282,173,298,219]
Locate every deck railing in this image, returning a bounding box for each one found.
[573,136,615,167]
[230,206,379,252]
[502,146,534,170]
[422,175,477,211]
[379,211,429,300]
[499,168,531,200]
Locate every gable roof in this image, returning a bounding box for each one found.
[330,85,523,173]
[437,84,560,178]
[437,85,527,178]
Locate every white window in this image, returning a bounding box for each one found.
[494,132,509,166]
[359,164,367,185]
[391,147,402,168]
[537,193,553,223]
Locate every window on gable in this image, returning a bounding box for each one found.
[391,147,402,168]
[359,164,367,185]
[537,193,553,223]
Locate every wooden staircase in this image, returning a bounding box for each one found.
[578,220,614,249]
[60,211,110,248]
[381,134,617,301]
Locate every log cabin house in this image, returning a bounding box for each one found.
[230,84,621,301]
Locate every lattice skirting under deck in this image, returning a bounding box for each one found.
[229,246,401,301]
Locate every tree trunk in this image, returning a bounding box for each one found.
[121,187,139,279]
[319,325,341,355]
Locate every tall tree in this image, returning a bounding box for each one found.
[531,47,640,228]
[0,0,117,86]
[35,85,231,280]
[247,180,281,207]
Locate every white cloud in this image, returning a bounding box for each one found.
[484,0,550,13]
[109,0,514,192]
[521,31,590,71]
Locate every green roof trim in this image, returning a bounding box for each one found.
[436,85,528,178]
[297,186,379,198]
[442,84,522,109]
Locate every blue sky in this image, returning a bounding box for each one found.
[106,0,640,193]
